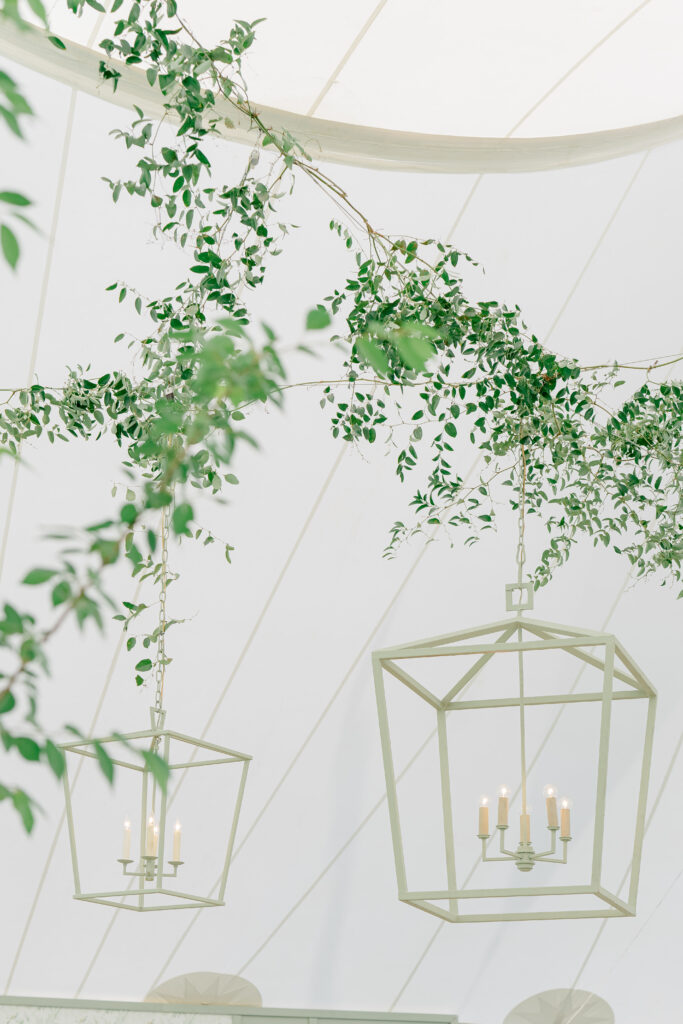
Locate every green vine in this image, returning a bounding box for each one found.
[1,0,682,830]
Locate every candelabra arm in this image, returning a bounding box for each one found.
[531,826,558,861]
[161,860,184,879]
[498,825,518,858]
[479,835,514,862]
[117,858,149,878]
[533,834,571,865]
[479,827,520,863]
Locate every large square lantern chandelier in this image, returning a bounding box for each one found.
[372,574,656,924]
[61,506,251,912]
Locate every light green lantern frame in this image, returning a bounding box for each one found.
[61,712,251,912]
[372,602,657,924]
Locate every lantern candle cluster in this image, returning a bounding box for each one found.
[118,812,184,882]
[477,784,573,872]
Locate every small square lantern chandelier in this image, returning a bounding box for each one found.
[372,505,656,923]
[61,506,251,912]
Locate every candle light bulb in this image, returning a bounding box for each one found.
[544,784,559,828]
[560,797,572,839]
[121,819,131,859]
[145,814,156,856]
[497,785,510,827]
[478,796,490,837]
[172,820,182,861]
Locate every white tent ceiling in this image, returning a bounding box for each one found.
[2,4,683,1024]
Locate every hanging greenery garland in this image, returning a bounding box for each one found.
[0,0,682,830]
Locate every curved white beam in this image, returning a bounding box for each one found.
[3,22,683,174]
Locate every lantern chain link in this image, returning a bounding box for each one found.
[516,446,527,587]
[152,501,171,751]
[517,445,528,813]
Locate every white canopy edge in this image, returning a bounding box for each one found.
[4,22,683,173]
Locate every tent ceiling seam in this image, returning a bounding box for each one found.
[306,0,390,118]
[507,0,654,140]
[544,150,650,342]
[446,0,654,237]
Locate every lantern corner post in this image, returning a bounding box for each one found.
[372,652,409,895]
[62,757,82,896]
[217,755,250,903]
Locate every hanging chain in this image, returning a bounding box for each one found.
[151,500,171,750]
[516,445,527,587]
[516,444,528,817]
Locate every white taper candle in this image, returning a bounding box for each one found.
[122,820,131,859]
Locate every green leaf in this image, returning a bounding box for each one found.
[15,736,41,761]
[120,503,137,524]
[92,538,119,564]
[93,741,114,784]
[135,658,153,672]
[142,750,170,792]
[305,306,331,330]
[22,568,57,585]
[48,35,66,49]
[12,790,35,832]
[45,740,66,779]
[393,334,435,371]
[0,691,15,715]
[172,502,193,536]
[0,191,30,207]
[51,580,71,606]
[26,0,48,23]
[357,335,389,377]
[1,224,19,269]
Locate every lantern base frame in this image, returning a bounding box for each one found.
[399,882,635,923]
[71,887,225,912]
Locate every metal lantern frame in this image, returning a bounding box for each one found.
[61,712,251,912]
[372,589,657,924]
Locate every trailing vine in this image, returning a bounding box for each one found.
[1,0,682,830]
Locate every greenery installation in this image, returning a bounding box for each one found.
[1,0,682,830]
